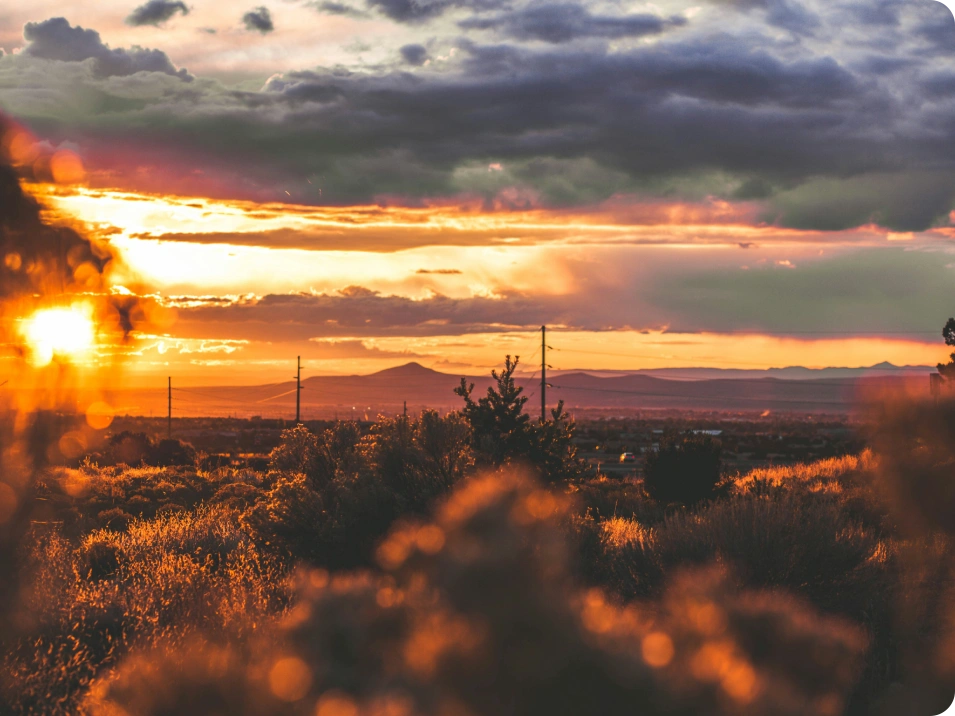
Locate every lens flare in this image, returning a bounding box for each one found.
[19,304,97,366]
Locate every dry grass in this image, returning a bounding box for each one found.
[3,508,288,715]
[733,450,876,493]
[4,418,955,715]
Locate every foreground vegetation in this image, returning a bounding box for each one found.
[1,359,955,715]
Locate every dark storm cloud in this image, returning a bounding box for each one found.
[764,172,955,232]
[126,0,190,27]
[7,0,955,231]
[366,0,505,23]
[459,5,686,43]
[709,0,820,35]
[839,0,902,27]
[23,17,193,79]
[172,289,561,341]
[309,1,369,17]
[242,6,275,33]
[400,43,429,64]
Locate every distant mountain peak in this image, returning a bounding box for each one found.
[370,362,443,378]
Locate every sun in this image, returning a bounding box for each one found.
[20,304,97,366]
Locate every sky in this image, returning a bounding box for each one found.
[1,0,955,385]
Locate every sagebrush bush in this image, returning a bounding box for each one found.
[644,432,724,506]
[3,508,288,715]
[245,413,472,569]
[89,470,866,716]
[6,391,955,715]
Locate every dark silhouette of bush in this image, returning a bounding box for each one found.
[88,432,197,468]
[151,439,197,468]
[643,432,723,505]
[97,508,134,532]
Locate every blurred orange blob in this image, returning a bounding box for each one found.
[641,632,675,668]
[86,401,115,430]
[20,304,97,366]
[50,149,85,184]
[268,656,312,702]
[722,661,759,703]
[316,690,358,716]
[5,131,38,165]
[415,525,445,554]
[58,431,88,460]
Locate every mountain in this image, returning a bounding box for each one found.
[86,362,935,419]
[545,362,934,381]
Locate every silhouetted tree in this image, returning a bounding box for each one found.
[455,355,532,467]
[938,318,955,381]
[456,356,589,482]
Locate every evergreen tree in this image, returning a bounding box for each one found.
[455,356,590,482]
[938,318,955,381]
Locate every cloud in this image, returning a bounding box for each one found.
[160,242,955,342]
[459,5,687,43]
[400,43,429,65]
[7,1,955,231]
[22,17,192,79]
[170,289,558,341]
[416,268,462,274]
[242,6,274,33]
[309,1,369,18]
[126,0,190,27]
[366,0,504,23]
[307,338,426,359]
[708,0,821,35]
[647,247,954,335]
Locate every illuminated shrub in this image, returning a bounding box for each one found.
[247,414,472,569]
[3,508,286,715]
[268,422,362,489]
[90,470,866,716]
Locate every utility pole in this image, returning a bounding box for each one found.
[541,325,546,422]
[295,356,302,424]
[167,376,172,439]
[403,400,407,417]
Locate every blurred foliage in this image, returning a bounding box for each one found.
[87,471,866,716]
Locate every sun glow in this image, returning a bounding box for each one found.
[20,304,97,367]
